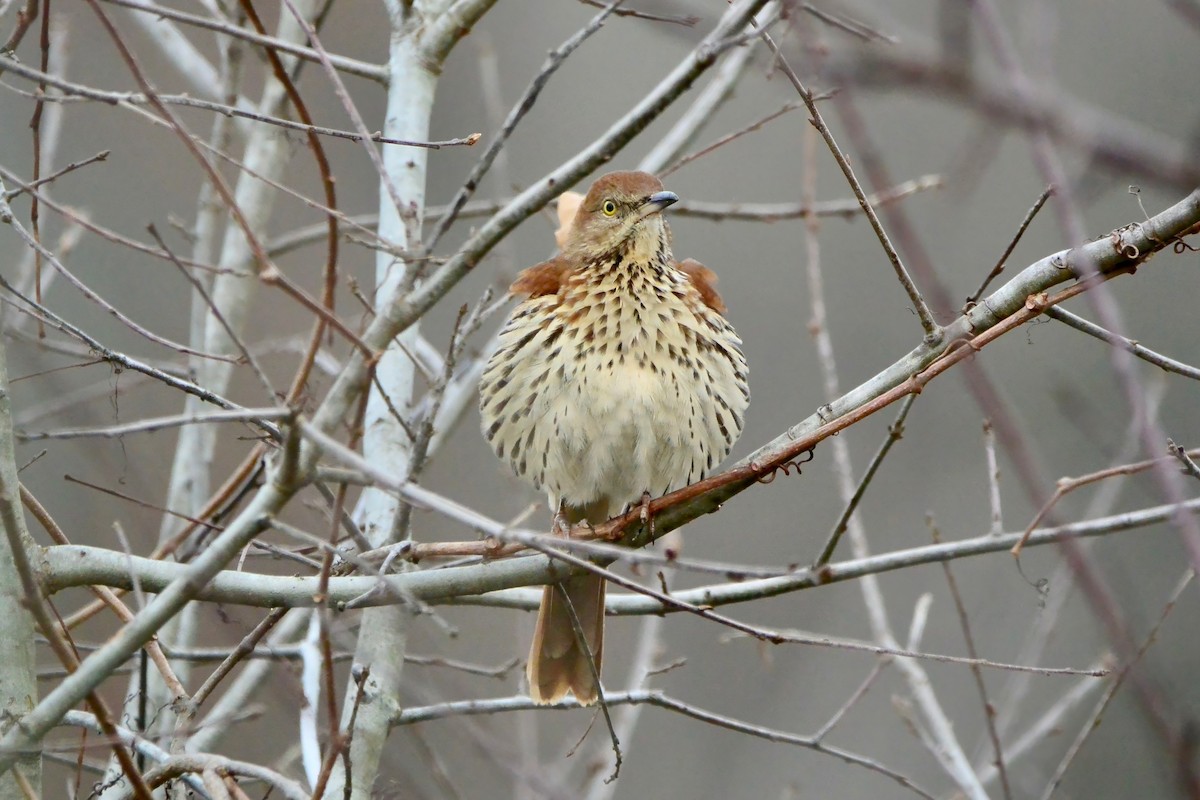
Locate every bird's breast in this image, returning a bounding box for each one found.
[480,270,748,510]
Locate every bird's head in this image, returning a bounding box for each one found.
[564,171,677,263]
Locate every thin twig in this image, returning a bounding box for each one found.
[0,0,39,54]
[796,104,984,797]
[103,0,384,80]
[1012,447,1200,555]
[581,581,665,799]
[1044,304,1200,382]
[0,54,483,148]
[57,710,209,796]
[20,485,188,700]
[0,191,241,363]
[148,223,277,399]
[394,692,936,799]
[983,420,1004,536]
[189,608,288,711]
[987,380,1167,756]
[1,150,110,201]
[759,28,942,341]
[822,50,1200,190]
[638,8,763,174]
[967,185,1054,305]
[800,2,898,42]
[978,669,1106,789]
[19,407,291,440]
[425,0,626,251]
[812,660,889,743]
[554,582,622,784]
[80,1,375,360]
[1039,570,1195,800]
[1169,439,1200,481]
[660,100,803,178]
[0,426,154,799]
[127,753,309,800]
[0,253,275,432]
[511,528,1105,678]
[266,175,944,257]
[393,299,482,540]
[578,0,696,25]
[812,394,916,567]
[931,516,1012,800]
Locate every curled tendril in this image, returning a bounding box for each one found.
[757,448,816,484]
[1131,217,1198,257]
[1109,226,1141,260]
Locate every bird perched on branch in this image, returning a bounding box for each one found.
[480,170,749,705]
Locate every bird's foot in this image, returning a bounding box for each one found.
[552,507,595,540]
[551,507,569,538]
[638,490,656,539]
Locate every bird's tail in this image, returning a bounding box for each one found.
[527,499,609,705]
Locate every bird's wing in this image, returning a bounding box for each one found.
[676,257,727,314]
[509,257,575,299]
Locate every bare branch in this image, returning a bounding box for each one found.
[394,691,936,799]
[1044,304,1200,382]
[40,498,1200,619]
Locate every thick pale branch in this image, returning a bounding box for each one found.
[0,483,278,772]
[39,497,1200,612]
[0,316,41,797]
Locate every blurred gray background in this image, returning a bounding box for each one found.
[2,1,1199,797]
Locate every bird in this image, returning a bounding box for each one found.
[479,170,749,705]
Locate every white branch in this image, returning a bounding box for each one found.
[59,711,207,797]
[39,497,1199,612]
[118,2,256,136]
[0,323,41,798]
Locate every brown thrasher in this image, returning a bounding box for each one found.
[479,171,749,705]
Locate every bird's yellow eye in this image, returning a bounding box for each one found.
[601,199,618,216]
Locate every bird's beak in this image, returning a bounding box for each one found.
[638,190,679,218]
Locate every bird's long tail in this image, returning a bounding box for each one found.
[527,499,609,705]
